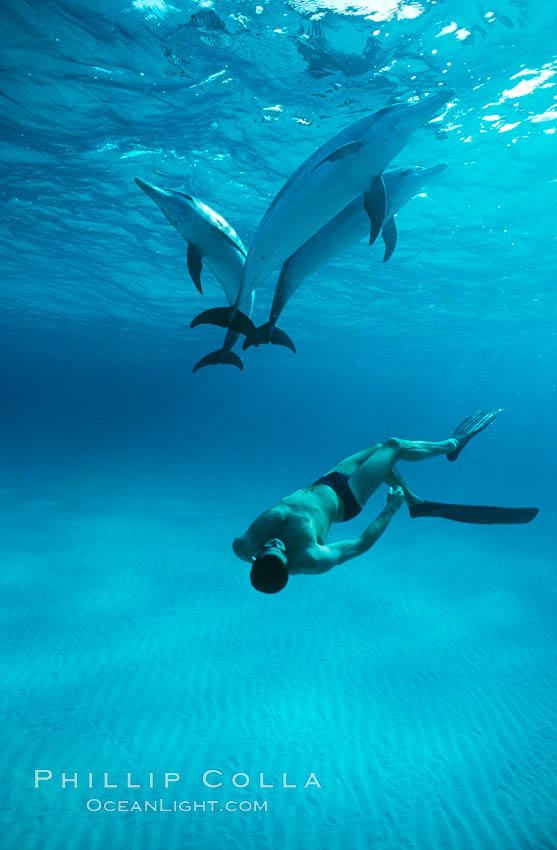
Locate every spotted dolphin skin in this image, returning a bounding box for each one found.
[135,177,255,371]
[244,163,448,353]
[191,87,453,337]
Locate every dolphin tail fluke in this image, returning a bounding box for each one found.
[242,328,262,350]
[193,349,244,373]
[190,306,256,338]
[242,322,296,354]
[269,325,297,353]
[364,175,387,246]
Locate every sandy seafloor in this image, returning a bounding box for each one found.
[1,327,556,850]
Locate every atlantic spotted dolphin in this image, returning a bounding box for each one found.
[191,88,454,336]
[244,163,448,352]
[135,178,255,371]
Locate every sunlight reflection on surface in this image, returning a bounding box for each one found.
[292,0,424,21]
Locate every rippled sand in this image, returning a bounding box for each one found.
[2,473,556,849]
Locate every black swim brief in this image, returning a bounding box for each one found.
[312,471,363,522]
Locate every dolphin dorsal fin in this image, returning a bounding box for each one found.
[211,224,247,257]
[312,141,363,171]
[382,216,398,262]
[187,244,203,294]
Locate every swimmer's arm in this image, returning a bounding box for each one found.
[232,536,255,562]
[308,504,399,572]
[232,512,281,562]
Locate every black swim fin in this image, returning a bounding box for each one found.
[447,409,502,461]
[193,348,243,372]
[242,322,296,354]
[190,306,257,339]
[409,500,538,524]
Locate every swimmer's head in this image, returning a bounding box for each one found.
[250,538,289,594]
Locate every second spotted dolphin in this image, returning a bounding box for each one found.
[244,163,448,352]
[191,88,453,337]
[135,177,255,371]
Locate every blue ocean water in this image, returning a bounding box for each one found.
[2,1,557,848]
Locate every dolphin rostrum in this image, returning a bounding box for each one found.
[135,177,255,371]
[244,163,448,352]
[191,88,454,337]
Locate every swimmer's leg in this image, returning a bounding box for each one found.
[349,437,457,507]
[385,466,423,507]
[325,444,382,477]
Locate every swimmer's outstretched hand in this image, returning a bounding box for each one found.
[387,486,405,511]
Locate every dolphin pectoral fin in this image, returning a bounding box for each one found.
[312,141,363,171]
[381,216,397,262]
[364,175,387,246]
[242,322,296,354]
[187,244,203,294]
[193,349,244,372]
[190,306,256,339]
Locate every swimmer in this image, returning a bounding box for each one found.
[233,411,503,593]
